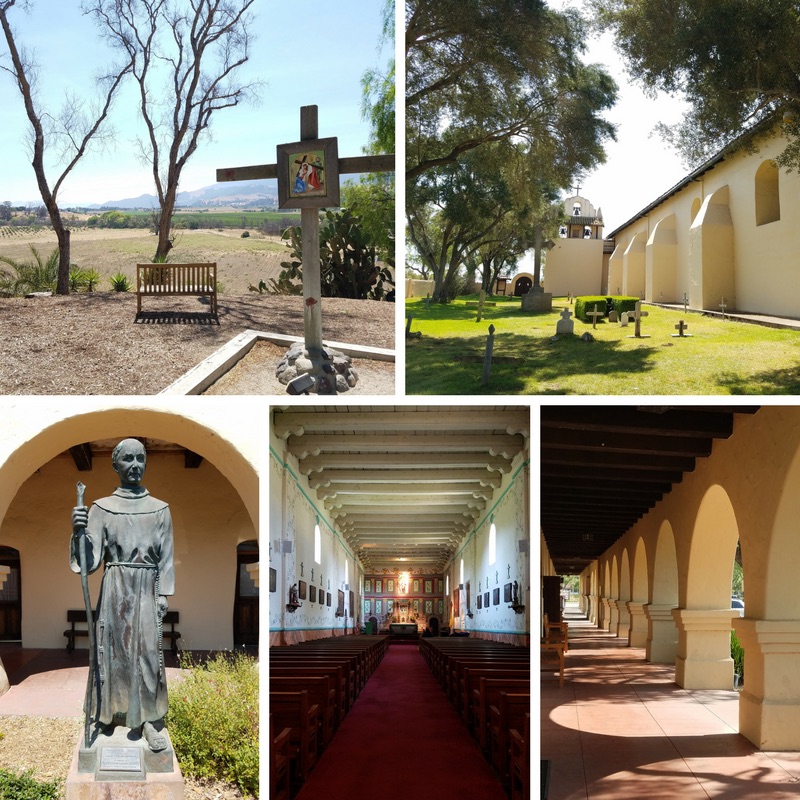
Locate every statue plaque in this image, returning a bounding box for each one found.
[99,747,142,773]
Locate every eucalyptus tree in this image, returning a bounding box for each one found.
[598,0,800,168]
[84,0,259,262]
[0,0,132,294]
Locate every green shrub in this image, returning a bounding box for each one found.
[574,296,609,322]
[0,245,58,295]
[240,230,250,238]
[165,651,258,796]
[110,272,132,292]
[0,769,59,800]
[731,630,744,682]
[612,296,639,316]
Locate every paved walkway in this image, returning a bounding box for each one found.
[651,302,800,331]
[541,607,800,799]
[0,645,185,718]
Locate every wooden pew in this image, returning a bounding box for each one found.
[270,675,335,750]
[469,675,530,750]
[269,655,357,713]
[270,665,345,730]
[269,690,319,784]
[488,693,531,787]
[449,656,529,711]
[269,714,291,800]
[509,712,530,800]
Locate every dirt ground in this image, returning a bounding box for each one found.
[0,292,396,395]
[0,716,247,799]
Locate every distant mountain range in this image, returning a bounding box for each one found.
[88,178,279,210]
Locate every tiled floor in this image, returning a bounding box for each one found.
[541,607,800,799]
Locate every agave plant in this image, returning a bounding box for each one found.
[0,245,59,295]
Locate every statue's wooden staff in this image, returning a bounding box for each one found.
[75,481,97,749]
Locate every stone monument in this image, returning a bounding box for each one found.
[521,285,553,312]
[67,438,183,799]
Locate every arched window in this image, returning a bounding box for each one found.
[755,160,780,225]
[573,202,581,216]
[489,522,497,566]
[314,523,321,564]
[460,558,464,586]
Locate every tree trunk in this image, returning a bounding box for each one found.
[42,192,71,295]
[533,225,543,289]
[153,191,176,262]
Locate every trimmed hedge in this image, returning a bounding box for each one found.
[574,296,641,322]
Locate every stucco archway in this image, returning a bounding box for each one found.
[647,520,679,663]
[0,406,259,651]
[675,485,739,688]
[622,233,646,299]
[628,538,649,647]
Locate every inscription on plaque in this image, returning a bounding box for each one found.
[100,747,142,772]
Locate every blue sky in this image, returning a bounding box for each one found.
[0,0,391,206]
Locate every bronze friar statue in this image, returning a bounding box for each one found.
[71,438,174,752]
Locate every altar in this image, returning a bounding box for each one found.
[389,623,418,636]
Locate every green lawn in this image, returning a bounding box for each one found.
[405,295,800,395]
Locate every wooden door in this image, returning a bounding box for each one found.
[0,547,21,641]
[234,541,259,648]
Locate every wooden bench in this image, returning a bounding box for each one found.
[269,714,291,800]
[468,674,530,749]
[136,262,218,321]
[510,712,530,800]
[64,609,181,655]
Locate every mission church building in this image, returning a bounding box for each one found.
[269,405,531,799]
[543,125,800,319]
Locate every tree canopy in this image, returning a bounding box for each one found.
[598,0,800,169]
[406,0,618,300]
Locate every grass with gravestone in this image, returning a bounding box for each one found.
[405,295,800,394]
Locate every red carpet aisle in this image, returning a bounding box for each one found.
[293,644,508,800]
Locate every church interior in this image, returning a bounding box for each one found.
[269,404,531,799]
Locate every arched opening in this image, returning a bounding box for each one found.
[755,160,780,226]
[514,276,532,296]
[629,539,649,648]
[647,520,679,663]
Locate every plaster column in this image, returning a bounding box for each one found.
[616,601,631,641]
[737,619,800,750]
[645,604,679,663]
[627,601,648,648]
[672,608,737,689]
[600,597,612,631]
[607,599,620,635]
[588,594,598,624]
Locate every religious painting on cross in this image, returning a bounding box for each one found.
[276,136,340,209]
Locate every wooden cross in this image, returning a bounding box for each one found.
[631,301,649,338]
[585,303,603,329]
[216,104,394,394]
[300,561,304,577]
[719,297,727,319]
[674,319,690,337]
[683,292,689,314]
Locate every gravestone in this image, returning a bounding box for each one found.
[555,308,574,335]
[619,311,629,327]
[585,304,603,329]
[672,320,692,338]
[608,309,618,323]
[521,285,553,312]
[719,297,728,319]
[628,301,650,338]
